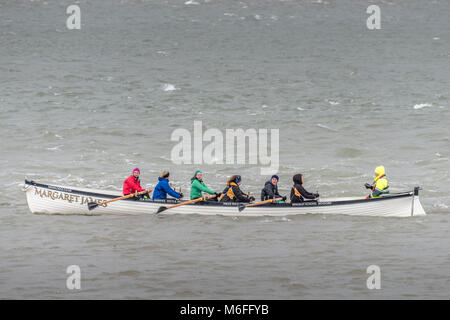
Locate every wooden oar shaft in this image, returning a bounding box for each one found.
[98,190,150,206]
[245,197,283,208]
[166,194,216,210]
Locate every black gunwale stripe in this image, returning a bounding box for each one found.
[26,180,185,205]
[25,180,413,208]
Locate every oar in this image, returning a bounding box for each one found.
[156,194,216,214]
[87,189,151,211]
[238,197,283,212]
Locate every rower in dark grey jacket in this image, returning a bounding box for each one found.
[260,175,287,202]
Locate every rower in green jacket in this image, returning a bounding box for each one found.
[190,170,219,200]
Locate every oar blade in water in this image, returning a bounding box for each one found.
[238,204,246,212]
[156,206,167,214]
[87,202,99,211]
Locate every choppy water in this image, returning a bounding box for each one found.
[1,0,449,299]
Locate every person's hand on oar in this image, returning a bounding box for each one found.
[156,194,216,214]
[238,197,283,212]
[87,189,152,211]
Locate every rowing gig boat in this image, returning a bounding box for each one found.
[23,180,426,217]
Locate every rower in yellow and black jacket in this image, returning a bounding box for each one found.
[290,174,319,203]
[218,175,254,203]
[365,166,389,198]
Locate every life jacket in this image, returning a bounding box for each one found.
[218,182,237,201]
[218,182,251,202]
[293,187,302,198]
[370,166,389,197]
[290,183,317,203]
[290,185,304,203]
[374,174,389,192]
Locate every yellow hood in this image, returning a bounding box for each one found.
[374,166,386,182]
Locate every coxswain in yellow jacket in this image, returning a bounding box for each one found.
[365,166,389,198]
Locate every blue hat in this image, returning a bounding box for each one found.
[271,175,279,181]
[235,176,242,183]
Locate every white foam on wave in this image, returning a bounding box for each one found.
[46,145,64,151]
[314,0,330,4]
[297,107,305,111]
[260,217,292,223]
[413,103,432,109]
[100,76,114,82]
[124,159,136,165]
[104,185,121,191]
[162,84,177,92]
[317,123,338,132]
[185,0,200,5]
[54,174,85,184]
[433,203,448,210]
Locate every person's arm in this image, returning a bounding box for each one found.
[274,185,283,198]
[263,183,275,199]
[234,186,251,202]
[162,181,182,198]
[267,184,286,201]
[365,183,374,189]
[136,181,146,192]
[123,179,131,195]
[193,180,215,195]
[299,186,317,199]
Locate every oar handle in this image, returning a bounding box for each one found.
[98,189,151,206]
[166,194,216,210]
[245,197,283,208]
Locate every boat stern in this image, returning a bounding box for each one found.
[412,187,426,216]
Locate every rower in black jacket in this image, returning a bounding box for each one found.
[260,175,287,202]
[218,175,255,203]
[290,174,319,203]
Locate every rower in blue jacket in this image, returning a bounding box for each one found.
[152,171,183,200]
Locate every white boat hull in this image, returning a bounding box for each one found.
[23,180,426,218]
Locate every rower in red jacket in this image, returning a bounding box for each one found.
[123,168,150,196]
